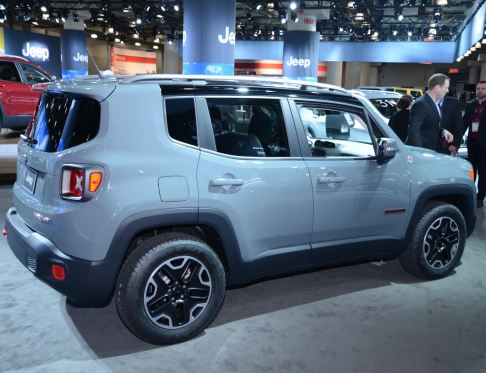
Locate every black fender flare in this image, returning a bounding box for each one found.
[98,207,244,302]
[404,184,476,247]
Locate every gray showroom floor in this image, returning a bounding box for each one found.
[0,182,485,373]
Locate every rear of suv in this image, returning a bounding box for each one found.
[0,55,53,130]
[5,75,477,345]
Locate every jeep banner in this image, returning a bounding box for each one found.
[61,29,88,80]
[3,29,61,77]
[282,31,319,82]
[182,0,235,75]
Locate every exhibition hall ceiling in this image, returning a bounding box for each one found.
[0,0,480,44]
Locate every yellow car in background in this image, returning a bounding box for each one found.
[358,86,424,99]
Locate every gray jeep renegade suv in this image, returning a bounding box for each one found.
[5,75,477,345]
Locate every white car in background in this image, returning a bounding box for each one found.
[352,89,403,120]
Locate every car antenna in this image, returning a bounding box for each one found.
[87,48,103,79]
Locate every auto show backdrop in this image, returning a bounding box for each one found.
[282,31,320,82]
[2,29,61,76]
[60,29,88,80]
[110,46,157,74]
[183,0,236,75]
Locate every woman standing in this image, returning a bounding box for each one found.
[389,94,413,142]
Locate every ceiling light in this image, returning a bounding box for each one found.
[136,17,142,24]
[355,12,364,21]
[0,4,5,11]
[32,21,39,25]
[408,30,413,37]
[114,37,121,42]
[174,4,180,12]
[289,1,297,10]
[135,41,141,46]
[475,42,481,48]
[133,33,139,39]
[91,33,98,39]
[108,27,114,34]
[398,14,404,21]
[122,1,130,12]
[40,5,47,12]
[347,1,355,8]
[393,30,398,36]
[482,38,486,44]
[437,0,447,5]
[153,45,159,49]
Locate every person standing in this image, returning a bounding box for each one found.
[439,94,463,156]
[463,81,486,208]
[406,74,454,151]
[388,94,412,142]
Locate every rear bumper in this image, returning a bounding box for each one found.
[5,207,117,306]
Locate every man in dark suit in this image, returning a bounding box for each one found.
[463,80,486,208]
[406,74,454,151]
[439,95,463,155]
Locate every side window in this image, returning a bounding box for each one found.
[165,98,198,146]
[206,98,290,158]
[297,105,375,158]
[0,61,21,83]
[19,63,51,84]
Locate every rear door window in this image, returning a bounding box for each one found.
[206,98,290,157]
[28,93,100,152]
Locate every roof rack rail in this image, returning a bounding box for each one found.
[0,54,29,61]
[120,74,348,93]
[74,73,128,81]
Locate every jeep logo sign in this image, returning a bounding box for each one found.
[22,42,49,62]
[286,56,311,68]
[282,30,319,82]
[73,52,88,63]
[218,26,235,45]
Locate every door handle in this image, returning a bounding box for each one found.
[210,178,244,187]
[317,176,347,184]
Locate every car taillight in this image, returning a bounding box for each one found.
[61,167,85,199]
[61,165,103,201]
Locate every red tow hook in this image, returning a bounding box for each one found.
[2,228,8,236]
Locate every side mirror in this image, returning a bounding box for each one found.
[377,138,398,164]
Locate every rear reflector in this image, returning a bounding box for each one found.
[51,264,66,281]
[89,172,103,192]
[2,228,7,236]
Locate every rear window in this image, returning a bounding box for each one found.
[28,92,100,152]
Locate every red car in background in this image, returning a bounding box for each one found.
[0,55,54,130]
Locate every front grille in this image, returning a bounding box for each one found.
[26,255,37,273]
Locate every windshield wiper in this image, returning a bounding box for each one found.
[20,134,38,145]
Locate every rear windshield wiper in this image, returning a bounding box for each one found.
[20,134,38,145]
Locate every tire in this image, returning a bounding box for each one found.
[116,233,226,345]
[399,202,466,280]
